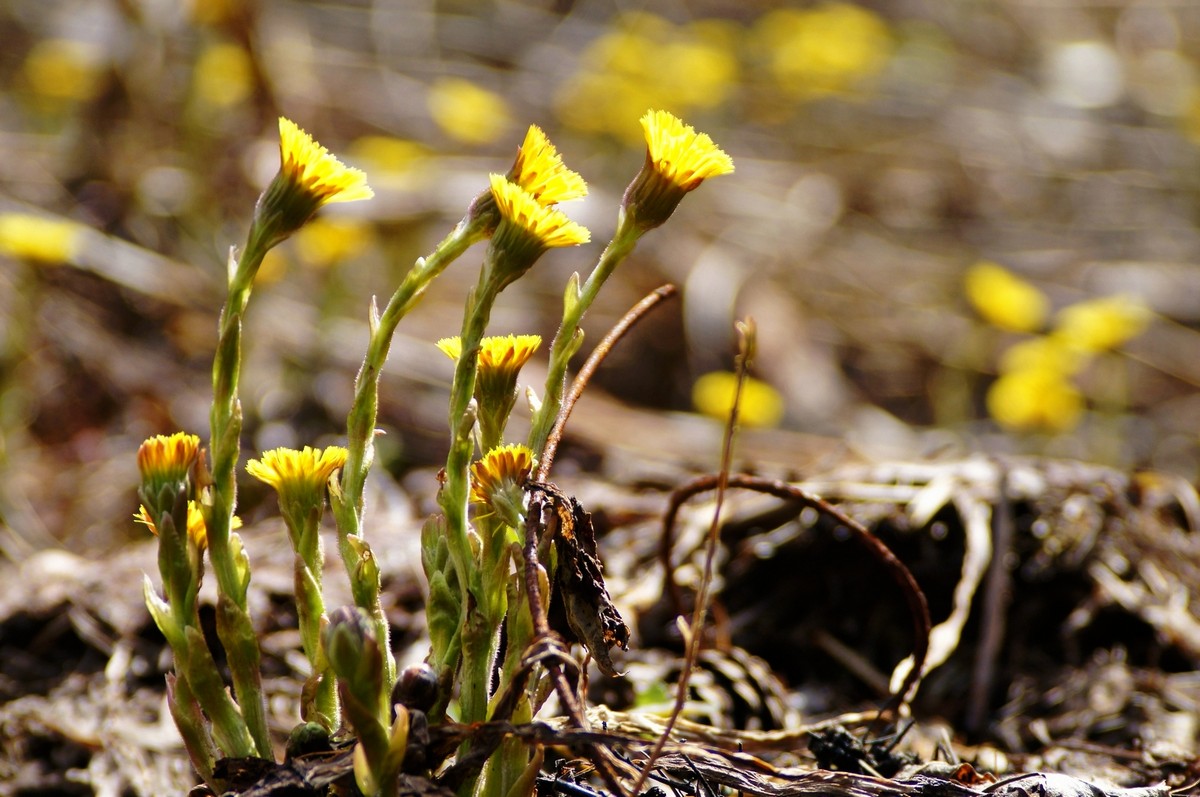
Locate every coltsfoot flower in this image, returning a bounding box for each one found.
[485,175,589,289]
[508,126,588,206]
[437,334,541,397]
[439,334,542,446]
[246,445,349,512]
[623,109,733,231]
[468,125,587,232]
[137,432,201,513]
[255,117,373,245]
[470,444,535,527]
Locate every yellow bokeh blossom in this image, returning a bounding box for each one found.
[753,4,893,100]
[293,217,373,268]
[256,117,373,243]
[508,126,588,205]
[623,110,733,230]
[965,261,1049,333]
[692,371,786,428]
[193,41,254,110]
[998,335,1084,377]
[428,77,512,145]
[246,445,349,509]
[0,213,85,264]
[555,14,738,142]
[23,39,105,102]
[1053,295,1151,353]
[987,369,1083,433]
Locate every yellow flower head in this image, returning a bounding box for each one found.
[137,432,201,487]
[509,126,588,206]
[486,174,589,287]
[439,334,542,443]
[0,213,85,264]
[1053,295,1151,353]
[256,117,373,244]
[437,334,541,374]
[623,110,733,230]
[470,444,535,525]
[246,445,348,510]
[135,501,239,550]
[965,261,1049,333]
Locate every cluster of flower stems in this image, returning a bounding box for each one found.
[135,112,731,797]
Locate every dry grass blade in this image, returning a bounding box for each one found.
[629,318,757,797]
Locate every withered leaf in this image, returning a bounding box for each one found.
[527,482,630,676]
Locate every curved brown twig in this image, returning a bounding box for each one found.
[658,473,932,719]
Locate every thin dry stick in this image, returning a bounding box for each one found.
[536,283,677,481]
[629,319,757,797]
[522,285,680,797]
[658,473,932,719]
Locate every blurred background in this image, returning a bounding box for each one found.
[3,0,1200,558]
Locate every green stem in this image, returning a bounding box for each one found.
[331,219,487,705]
[527,214,642,457]
[205,225,274,758]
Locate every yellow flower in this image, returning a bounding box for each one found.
[246,445,348,509]
[508,125,588,205]
[256,117,373,244]
[136,502,240,550]
[439,334,542,445]
[470,444,535,525]
[640,109,734,191]
[623,110,733,230]
[137,432,201,487]
[987,369,1083,433]
[1053,295,1151,353]
[428,77,512,145]
[692,371,786,428]
[490,174,590,249]
[437,334,542,375]
[0,213,85,264]
[486,174,589,287]
[965,261,1049,333]
[466,126,586,233]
